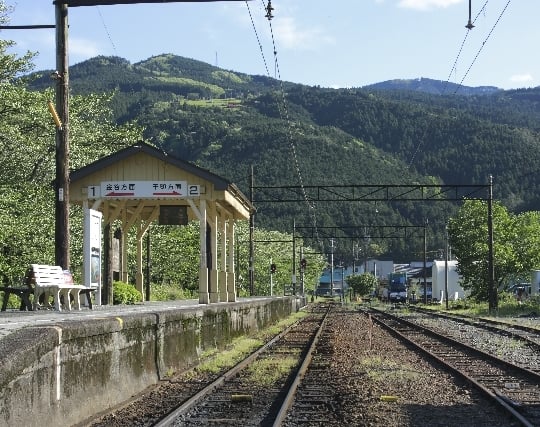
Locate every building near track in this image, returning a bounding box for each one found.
[316,259,466,303]
[431,260,466,302]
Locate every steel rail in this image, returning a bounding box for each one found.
[271,306,330,426]
[153,315,305,427]
[153,307,329,426]
[368,308,537,427]
[409,306,540,351]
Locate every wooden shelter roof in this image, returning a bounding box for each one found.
[69,141,253,220]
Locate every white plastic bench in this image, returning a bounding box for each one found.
[30,264,95,311]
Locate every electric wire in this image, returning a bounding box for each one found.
[248,0,322,251]
[93,6,173,154]
[96,6,118,57]
[453,0,511,95]
[245,1,272,78]
[409,1,507,168]
[442,0,490,95]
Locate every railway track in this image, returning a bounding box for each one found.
[402,306,540,374]
[277,309,356,426]
[88,302,529,426]
[410,305,540,348]
[367,308,540,427]
[153,304,331,426]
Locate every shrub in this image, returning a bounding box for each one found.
[113,281,142,305]
[1,292,22,309]
[149,283,196,301]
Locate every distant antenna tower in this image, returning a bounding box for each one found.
[215,51,218,67]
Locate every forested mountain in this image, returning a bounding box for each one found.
[362,77,500,96]
[28,54,540,262]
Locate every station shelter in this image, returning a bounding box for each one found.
[69,142,253,304]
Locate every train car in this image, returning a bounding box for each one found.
[388,272,407,303]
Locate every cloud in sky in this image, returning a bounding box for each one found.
[510,73,534,85]
[14,32,54,62]
[273,16,334,51]
[398,0,463,11]
[70,38,101,60]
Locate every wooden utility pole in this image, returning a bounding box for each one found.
[292,219,296,295]
[487,175,496,313]
[249,165,255,296]
[51,0,250,271]
[423,219,428,304]
[55,2,70,269]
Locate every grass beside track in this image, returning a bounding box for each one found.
[190,309,308,377]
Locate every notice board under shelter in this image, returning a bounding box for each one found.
[70,141,253,304]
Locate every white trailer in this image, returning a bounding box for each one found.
[431,260,467,302]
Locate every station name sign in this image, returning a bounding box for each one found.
[87,181,200,199]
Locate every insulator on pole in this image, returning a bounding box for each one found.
[265,0,274,20]
[465,0,475,29]
[47,100,63,129]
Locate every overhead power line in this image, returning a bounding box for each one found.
[247,0,322,249]
[96,6,118,57]
[453,0,511,94]
[442,0,490,95]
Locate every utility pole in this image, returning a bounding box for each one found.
[249,165,254,295]
[423,218,428,304]
[445,224,449,310]
[352,242,356,276]
[487,175,496,313]
[292,219,296,295]
[55,2,70,269]
[330,239,334,297]
[49,0,252,273]
[269,257,273,296]
[299,246,304,297]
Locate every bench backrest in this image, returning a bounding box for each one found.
[31,264,65,287]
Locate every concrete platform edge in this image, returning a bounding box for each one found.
[0,296,305,427]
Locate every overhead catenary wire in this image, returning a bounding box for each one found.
[452,0,512,94]
[245,1,272,78]
[442,0,490,95]
[247,0,322,250]
[96,6,118,57]
[93,5,176,153]
[410,1,509,168]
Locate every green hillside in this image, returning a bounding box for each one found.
[27,54,540,262]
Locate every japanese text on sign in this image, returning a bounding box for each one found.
[87,181,200,198]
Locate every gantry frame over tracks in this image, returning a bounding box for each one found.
[294,224,426,240]
[252,180,497,312]
[252,184,490,203]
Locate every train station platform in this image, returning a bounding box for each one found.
[0,299,202,341]
[0,296,305,427]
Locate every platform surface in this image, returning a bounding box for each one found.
[0,298,271,341]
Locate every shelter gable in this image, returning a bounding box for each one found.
[70,151,217,203]
[69,142,251,220]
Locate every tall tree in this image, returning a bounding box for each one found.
[0,6,143,281]
[447,199,540,301]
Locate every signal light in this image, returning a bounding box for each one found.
[270,263,276,274]
[300,258,307,270]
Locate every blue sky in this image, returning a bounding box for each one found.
[3,0,538,89]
